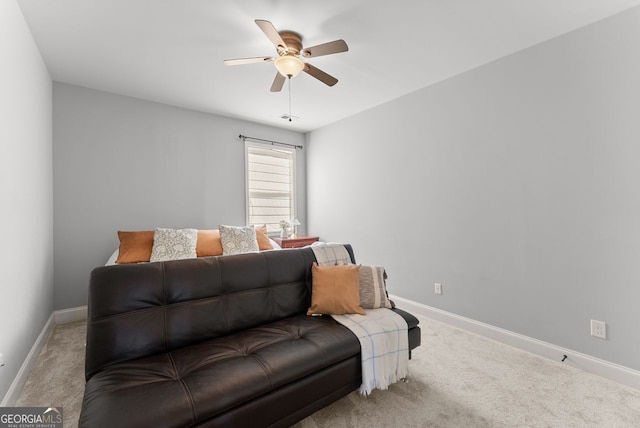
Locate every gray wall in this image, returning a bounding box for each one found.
[0,0,53,401]
[53,83,306,309]
[307,7,640,370]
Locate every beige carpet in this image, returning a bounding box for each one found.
[15,320,86,427]
[15,316,640,428]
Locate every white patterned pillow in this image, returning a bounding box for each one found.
[359,265,393,309]
[150,228,198,262]
[219,225,259,255]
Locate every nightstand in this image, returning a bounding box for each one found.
[273,236,319,248]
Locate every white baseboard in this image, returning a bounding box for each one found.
[391,295,640,390]
[1,306,88,406]
[54,305,87,324]
[4,300,638,406]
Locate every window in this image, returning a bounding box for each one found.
[246,142,296,233]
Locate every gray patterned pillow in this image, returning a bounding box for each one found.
[150,228,198,262]
[359,265,393,309]
[219,225,259,255]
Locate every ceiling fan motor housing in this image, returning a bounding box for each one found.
[279,31,303,55]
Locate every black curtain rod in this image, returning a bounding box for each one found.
[239,134,303,150]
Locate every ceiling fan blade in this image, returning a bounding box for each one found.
[224,56,274,66]
[303,63,338,87]
[301,39,349,58]
[255,19,287,51]
[270,72,286,92]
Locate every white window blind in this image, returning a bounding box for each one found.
[246,144,295,233]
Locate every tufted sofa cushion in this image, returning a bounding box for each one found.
[80,314,360,427]
[85,248,325,379]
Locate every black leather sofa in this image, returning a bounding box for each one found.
[79,245,420,427]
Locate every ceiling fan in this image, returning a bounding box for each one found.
[224,20,349,92]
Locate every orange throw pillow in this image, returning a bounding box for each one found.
[255,225,274,251]
[116,231,154,264]
[196,230,224,257]
[307,263,365,316]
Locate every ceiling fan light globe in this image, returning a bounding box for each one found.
[275,55,304,78]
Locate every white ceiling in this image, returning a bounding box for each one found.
[17,0,640,132]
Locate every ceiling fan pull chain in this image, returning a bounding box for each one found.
[288,77,293,122]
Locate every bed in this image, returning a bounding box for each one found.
[105,225,284,266]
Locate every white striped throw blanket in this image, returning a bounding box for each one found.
[311,243,409,395]
[310,242,352,265]
[332,309,408,395]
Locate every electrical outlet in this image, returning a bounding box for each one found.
[434,283,442,295]
[590,319,607,339]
